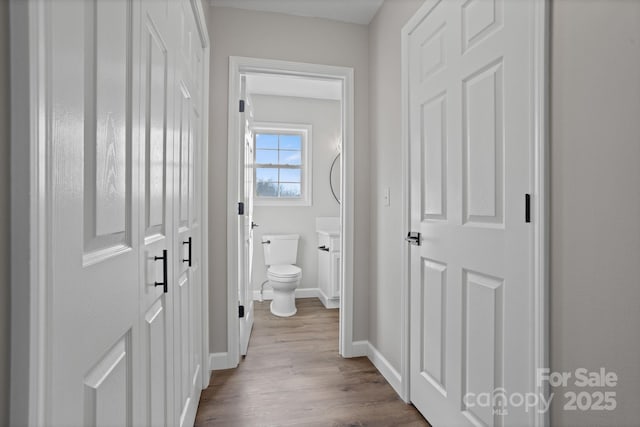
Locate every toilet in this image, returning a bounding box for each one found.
[262,234,302,317]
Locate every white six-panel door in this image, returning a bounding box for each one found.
[406,0,539,426]
[239,91,255,356]
[43,0,207,425]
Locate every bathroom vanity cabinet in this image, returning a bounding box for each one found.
[317,231,341,309]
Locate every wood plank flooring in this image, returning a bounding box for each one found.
[195,298,429,427]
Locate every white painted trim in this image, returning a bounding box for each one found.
[190,0,210,48]
[316,289,340,309]
[400,0,549,423]
[367,343,403,400]
[349,340,369,358]
[532,1,550,425]
[252,287,322,301]
[10,0,48,424]
[399,13,411,405]
[195,1,211,391]
[208,352,235,371]
[227,57,356,366]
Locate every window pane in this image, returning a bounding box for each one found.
[279,134,301,150]
[279,168,301,183]
[256,134,278,149]
[256,181,278,197]
[256,167,278,182]
[279,150,301,165]
[279,183,301,198]
[255,149,278,164]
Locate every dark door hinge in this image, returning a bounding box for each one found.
[239,99,245,113]
[239,305,245,318]
[238,202,244,215]
[525,194,531,223]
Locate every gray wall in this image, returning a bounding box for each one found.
[0,0,10,423]
[550,0,640,425]
[368,0,423,373]
[207,6,370,353]
[250,95,341,293]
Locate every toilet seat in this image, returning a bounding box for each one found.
[267,264,302,279]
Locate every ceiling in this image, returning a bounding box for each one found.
[209,0,384,25]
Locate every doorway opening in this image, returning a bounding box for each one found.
[226,57,356,367]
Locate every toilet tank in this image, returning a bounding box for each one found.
[263,234,299,266]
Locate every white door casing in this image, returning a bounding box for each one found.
[9,0,211,425]
[226,57,356,367]
[403,0,548,426]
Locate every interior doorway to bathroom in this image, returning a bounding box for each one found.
[226,57,356,366]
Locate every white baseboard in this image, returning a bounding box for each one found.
[367,342,403,398]
[208,352,235,371]
[317,288,340,309]
[253,287,321,301]
[348,340,369,358]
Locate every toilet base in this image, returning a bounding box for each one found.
[270,288,297,317]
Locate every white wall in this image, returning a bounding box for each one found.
[0,1,10,423]
[550,1,640,425]
[250,95,341,293]
[368,0,423,377]
[207,6,370,353]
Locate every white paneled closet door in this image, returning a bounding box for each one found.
[138,0,177,425]
[172,2,205,425]
[42,0,207,425]
[47,1,143,425]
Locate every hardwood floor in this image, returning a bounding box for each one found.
[195,299,430,427]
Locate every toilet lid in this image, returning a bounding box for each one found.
[268,264,301,278]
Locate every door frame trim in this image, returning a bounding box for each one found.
[191,0,212,390]
[400,1,549,425]
[10,0,49,423]
[226,56,356,367]
[9,0,212,423]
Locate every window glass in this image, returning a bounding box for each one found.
[254,130,308,203]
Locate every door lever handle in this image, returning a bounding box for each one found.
[183,237,192,267]
[405,232,421,246]
[154,249,168,293]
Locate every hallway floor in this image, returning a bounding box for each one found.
[195,298,429,426]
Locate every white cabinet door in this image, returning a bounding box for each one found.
[407,0,538,426]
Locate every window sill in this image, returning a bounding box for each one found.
[254,198,312,207]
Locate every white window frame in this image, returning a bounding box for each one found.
[252,122,312,207]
